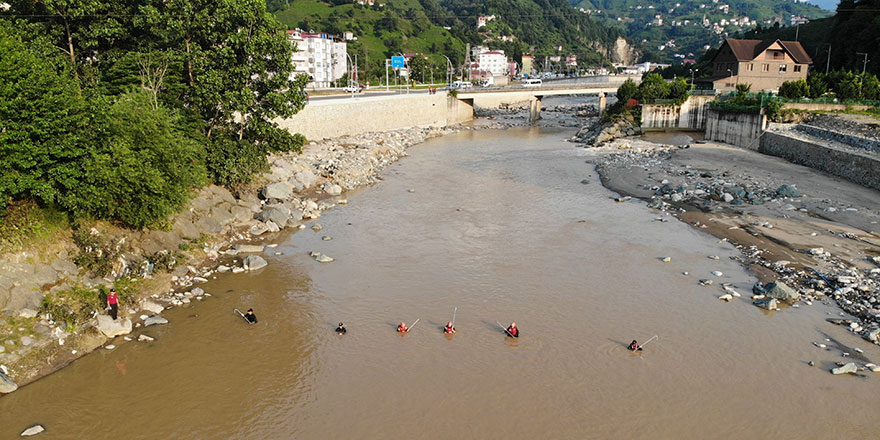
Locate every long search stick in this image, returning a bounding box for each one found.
[640,335,659,348]
[234,308,250,323]
[451,307,457,327]
[408,318,420,331]
[497,321,514,337]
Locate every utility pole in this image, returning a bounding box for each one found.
[385,58,390,92]
[856,52,869,74]
[824,43,831,74]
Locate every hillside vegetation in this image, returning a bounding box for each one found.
[271,0,625,83]
[570,0,830,63]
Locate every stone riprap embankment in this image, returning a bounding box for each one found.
[793,124,880,153]
[572,119,642,146]
[0,125,457,392]
[801,113,880,142]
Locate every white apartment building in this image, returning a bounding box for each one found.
[286,29,348,88]
[478,50,509,76]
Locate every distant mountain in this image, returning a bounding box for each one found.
[269,0,635,83]
[569,0,832,63]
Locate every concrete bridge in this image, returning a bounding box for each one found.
[458,83,622,122]
[277,81,625,140]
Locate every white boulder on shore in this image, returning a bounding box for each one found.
[243,255,268,271]
[96,315,133,338]
[0,369,18,394]
[143,315,169,327]
[831,363,858,375]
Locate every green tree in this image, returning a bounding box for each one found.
[616,78,638,103]
[0,27,90,211]
[407,55,431,83]
[806,73,828,98]
[638,73,670,101]
[73,91,206,227]
[668,77,690,103]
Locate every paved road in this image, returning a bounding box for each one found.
[310,89,431,101]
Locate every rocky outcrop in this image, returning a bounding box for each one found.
[573,119,643,147]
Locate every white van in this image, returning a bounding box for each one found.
[522,79,543,87]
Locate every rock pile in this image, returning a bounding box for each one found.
[572,119,643,147]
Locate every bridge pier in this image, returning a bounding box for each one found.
[529,96,542,123]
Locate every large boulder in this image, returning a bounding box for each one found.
[96,315,133,338]
[763,282,800,302]
[831,363,858,375]
[144,315,169,327]
[233,244,265,254]
[140,301,165,315]
[776,184,801,198]
[0,369,18,394]
[255,204,290,228]
[753,298,779,310]
[293,170,317,189]
[261,182,295,201]
[243,255,268,271]
[323,183,342,196]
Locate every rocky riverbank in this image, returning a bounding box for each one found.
[588,137,880,363]
[0,123,475,394]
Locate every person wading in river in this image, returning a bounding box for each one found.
[628,340,642,351]
[397,322,408,333]
[106,289,119,320]
[444,321,455,334]
[506,322,519,338]
[336,322,346,334]
[244,309,258,324]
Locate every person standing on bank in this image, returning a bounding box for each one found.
[107,288,119,320]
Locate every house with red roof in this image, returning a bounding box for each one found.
[697,39,812,92]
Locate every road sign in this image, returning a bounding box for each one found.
[391,56,405,68]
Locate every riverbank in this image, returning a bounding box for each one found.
[1,123,481,394]
[589,137,880,347]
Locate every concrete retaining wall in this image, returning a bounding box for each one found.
[793,124,880,153]
[641,95,715,130]
[759,132,880,191]
[782,102,874,112]
[277,94,473,140]
[705,109,767,149]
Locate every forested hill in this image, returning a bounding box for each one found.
[569,0,831,63]
[269,0,631,82]
[743,0,880,75]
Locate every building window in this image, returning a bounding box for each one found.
[779,64,787,73]
[794,65,802,73]
[747,63,754,71]
[762,64,769,72]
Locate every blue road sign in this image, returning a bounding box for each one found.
[391,56,405,68]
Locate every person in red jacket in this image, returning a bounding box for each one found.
[397,322,408,333]
[506,322,519,338]
[444,321,455,334]
[106,288,119,320]
[628,340,642,351]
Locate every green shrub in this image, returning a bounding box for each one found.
[779,79,809,99]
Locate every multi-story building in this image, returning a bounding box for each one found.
[478,50,509,76]
[521,54,535,77]
[697,38,811,91]
[286,29,348,88]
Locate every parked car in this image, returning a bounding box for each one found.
[343,84,364,93]
[451,81,473,89]
[522,79,543,87]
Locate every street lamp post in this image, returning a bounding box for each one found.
[345,53,356,97]
[690,68,699,91]
[441,55,453,89]
[856,52,869,74]
[824,43,832,74]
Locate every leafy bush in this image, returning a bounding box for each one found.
[779,79,809,99]
[72,228,126,277]
[638,73,671,100]
[807,73,828,98]
[616,79,638,103]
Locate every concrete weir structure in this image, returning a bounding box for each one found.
[459,85,618,122]
[277,94,474,141]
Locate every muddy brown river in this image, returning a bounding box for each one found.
[2,126,879,439]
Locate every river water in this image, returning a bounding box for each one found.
[2,125,879,439]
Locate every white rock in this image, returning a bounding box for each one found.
[144,315,169,327]
[95,316,132,338]
[719,294,733,302]
[831,363,857,375]
[711,271,723,277]
[105,345,116,350]
[661,256,671,263]
[141,301,164,314]
[243,255,268,271]
[315,254,334,263]
[232,267,245,274]
[20,424,45,437]
[138,334,155,342]
[708,255,720,260]
[18,309,38,319]
[810,247,825,256]
[217,265,231,273]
